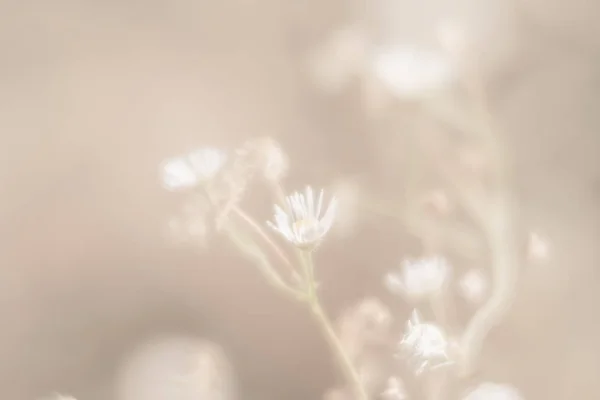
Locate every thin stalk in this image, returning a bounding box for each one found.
[232,206,297,274]
[421,70,519,377]
[301,251,369,400]
[225,225,306,301]
[310,300,369,400]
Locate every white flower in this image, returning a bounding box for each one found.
[463,382,523,400]
[371,45,455,98]
[459,269,488,303]
[267,186,338,249]
[166,195,211,247]
[116,336,236,400]
[385,256,450,301]
[381,377,407,400]
[399,310,452,375]
[160,147,227,190]
[257,138,288,182]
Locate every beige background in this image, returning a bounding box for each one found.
[0,0,599,399]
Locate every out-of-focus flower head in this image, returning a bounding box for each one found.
[337,298,393,361]
[160,147,227,191]
[247,137,288,182]
[385,256,450,301]
[459,268,488,304]
[166,194,212,247]
[370,45,456,99]
[462,382,524,400]
[323,386,353,400]
[398,309,452,375]
[267,186,338,249]
[381,377,407,400]
[116,336,236,400]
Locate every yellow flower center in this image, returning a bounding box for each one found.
[293,218,319,232]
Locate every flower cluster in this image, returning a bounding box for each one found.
[398,310,452,375]
[157,135,530,400]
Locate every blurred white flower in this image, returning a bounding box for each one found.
[381,377,407,400]
[116,335,236,400]
[161,147,227,190]
[323,386,353,400]
[463,382,523,400]
[337,297,392,360]
[166,195,211,246]
[267,186,338,249]
[161,157,199,190]
[385,256,450,301]
[399,310,452,375]
[188,148,227,180]
[370,46,455,98]
[257,138,288,182]
[459,269,488,303]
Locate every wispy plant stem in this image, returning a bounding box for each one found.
[232,206,297,274]
[225,225,305,301]
[300,251,369,400]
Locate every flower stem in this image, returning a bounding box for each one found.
[309,298,369,400]
[301,251,369,400]
[232,206,297,273]
[225,224,306,301]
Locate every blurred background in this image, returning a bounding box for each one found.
[0,0,599,399]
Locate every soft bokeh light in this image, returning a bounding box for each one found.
[462,382,523,400]
[116,336,236,400]
[385,256,451,301]
[370,46,456,98]
[459,269,488,304]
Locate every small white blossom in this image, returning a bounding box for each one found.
[398,310,452,375]
[459,269,488,303]
[463,382,523,400]
[165,194,212,247]
[385,256,450,301]
[161,147,227,190]
[188,148,227,180]
[381,377,407,400]
[267,186,338,249]
[160,157,199,190]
